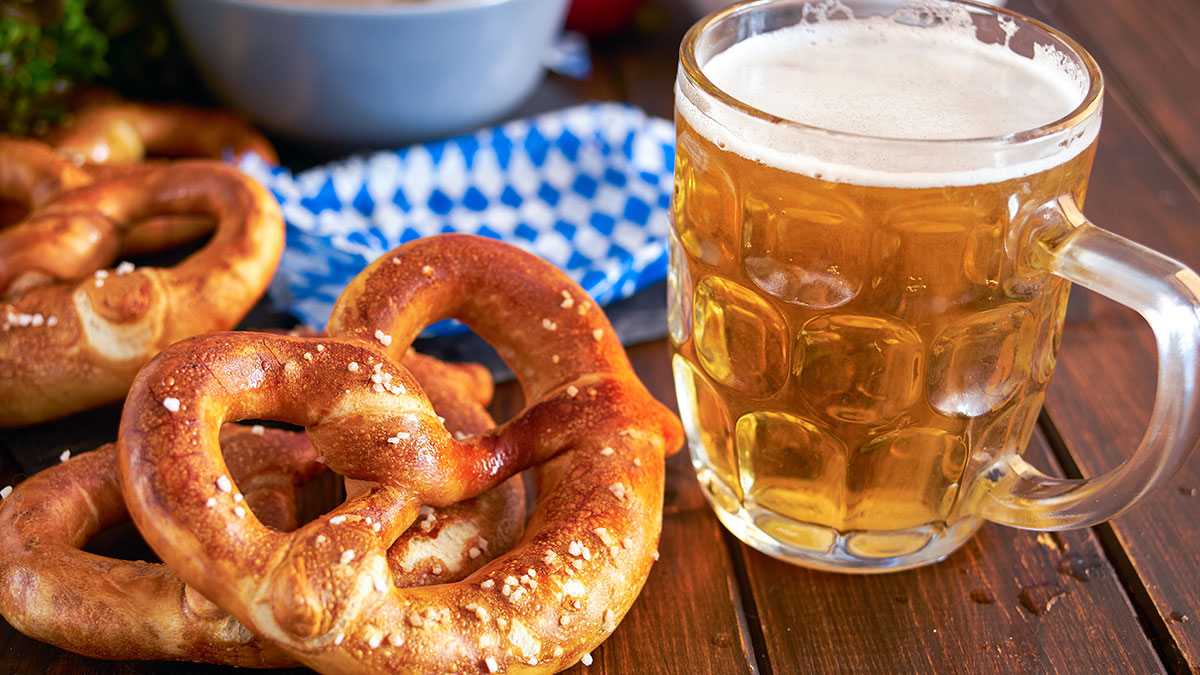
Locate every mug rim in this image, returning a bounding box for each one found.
[679,0,1105,147]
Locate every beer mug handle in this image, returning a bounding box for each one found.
[983,195,1200,530]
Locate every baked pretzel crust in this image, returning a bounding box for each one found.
[0,136,92,227]
[0,349,524,665]
[119,234,684,673]
[51,101,278,165]
[0,161,284,427]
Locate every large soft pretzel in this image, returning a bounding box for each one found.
[0,161,284,427]
[51,101,279,165]
[0,136,92,228]
[0,351,525,664]
[0,426,317,665]
[119,234,684,673]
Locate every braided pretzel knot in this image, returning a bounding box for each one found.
[51,100,279,165]
[0,161,284,427]
[119,234,684,673]
[0,351,523,665]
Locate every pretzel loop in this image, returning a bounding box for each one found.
[0,137,92,227]
[0,161,284,427]
[119,235,684,673]
[51,101,279,165]
[1,349,520,666]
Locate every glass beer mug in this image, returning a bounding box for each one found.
[670,0,1200,571]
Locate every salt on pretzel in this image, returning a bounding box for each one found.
[0,161,284,427]
[0,426,317,665]
[0,351,525,664]
[51,101,279,165]
[118,234,684,673]
[0,137,92,228]
[386,351,526,586]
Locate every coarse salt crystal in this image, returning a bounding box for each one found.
[162,397,181,412]
[216,475,232,493]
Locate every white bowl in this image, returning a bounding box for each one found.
[167,0,570,147]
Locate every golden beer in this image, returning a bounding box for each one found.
[672,1,1101,569]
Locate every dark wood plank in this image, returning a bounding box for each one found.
[492,341,758,675]
[1005,1,1200,670]
[737,430,1162,673]
[1039,0,1200,175]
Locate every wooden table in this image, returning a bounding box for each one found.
[2,0,1198,672]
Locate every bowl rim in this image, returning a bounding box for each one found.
[187,0,535,17]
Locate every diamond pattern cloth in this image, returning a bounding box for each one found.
[239,103,676,335]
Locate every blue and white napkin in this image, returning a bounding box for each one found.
[239,103,676,336]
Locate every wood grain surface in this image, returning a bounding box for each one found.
[737,430,1159,674]
[2,0,1199,673]
[1027,0,1200,670]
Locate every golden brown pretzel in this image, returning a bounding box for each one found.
[51,101,279,165]
[0,161,284,427]
[386,351,526,586]
[118,234,684,673]
[0,351,524,664]
[0,426,318,665]
[0,136,92,228]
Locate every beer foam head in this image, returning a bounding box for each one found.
[678,2,1099,187]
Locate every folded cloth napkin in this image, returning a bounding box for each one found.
[238,103,676,336]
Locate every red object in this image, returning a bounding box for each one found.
[565,0,645,36]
